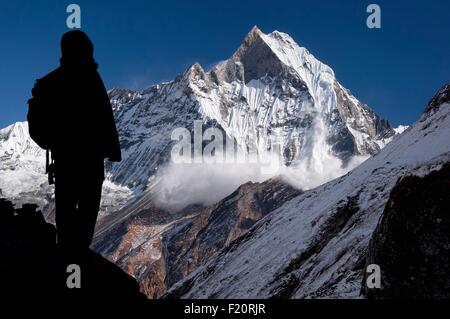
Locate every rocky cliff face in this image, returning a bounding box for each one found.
[425,83,450,114]
[363,162,450,299]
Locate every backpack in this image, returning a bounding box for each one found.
[27,83,55,184]
[27,94,52,150]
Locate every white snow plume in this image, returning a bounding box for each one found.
[150,153,279,211]
[150,145,367,211]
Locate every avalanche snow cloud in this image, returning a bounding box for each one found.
[151,153,369,211]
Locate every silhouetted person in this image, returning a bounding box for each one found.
[28,30,121,254]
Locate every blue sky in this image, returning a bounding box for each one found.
[0,0,449,128]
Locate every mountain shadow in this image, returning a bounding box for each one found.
[0,198,147,302]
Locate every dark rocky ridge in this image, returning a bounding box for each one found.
[211,26,293,84]
[333,82,394,159]
[163,178,301,289]
[363,162,450,299]
[425,83,450,114]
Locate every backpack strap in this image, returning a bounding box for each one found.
[45,149,55,185]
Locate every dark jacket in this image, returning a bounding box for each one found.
[31,62,121,163]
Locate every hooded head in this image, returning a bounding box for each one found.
[60,30,96,68]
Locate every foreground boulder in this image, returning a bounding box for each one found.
[0,198,147,302]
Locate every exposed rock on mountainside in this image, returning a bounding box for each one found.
[93,202,203,298]
[363,163,450,299]
[425,83,450,114]
[163,178,301,290]
[93,178,300,298]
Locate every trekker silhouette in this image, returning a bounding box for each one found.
[28,30,121,253]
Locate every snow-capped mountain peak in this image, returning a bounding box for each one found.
[189,27,395,170]
[0,121,41,156]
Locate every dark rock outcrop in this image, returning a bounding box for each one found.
[363,163,450,298]
[425,83,450,114]
[163,178,301,290]
[266,193,361,299]
[0,198,147,302]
